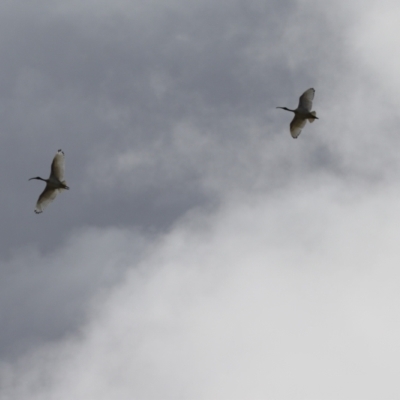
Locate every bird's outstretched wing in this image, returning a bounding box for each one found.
[298,88,315,112]
[290,115,307,139]
[50,149,65,181]
[34,187,60,213]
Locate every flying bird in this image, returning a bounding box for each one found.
[277,88,318,138]
[29,149,69,214]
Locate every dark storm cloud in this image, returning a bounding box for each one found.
[0,0,303,256]
[0,0,346,261]
[0,0,316,362]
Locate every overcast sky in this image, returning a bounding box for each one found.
[1,0,400,398]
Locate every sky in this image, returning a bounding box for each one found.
[1,0,400,398]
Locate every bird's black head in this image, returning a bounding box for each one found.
[29,176,44,181]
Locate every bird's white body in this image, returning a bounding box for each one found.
[277,88,318,138]
[29,149,69,214]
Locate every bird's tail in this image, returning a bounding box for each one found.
[308,111,317,123]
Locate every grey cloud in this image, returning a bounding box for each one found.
[2,0,400,397]
[0,227,147,361]
[0,0,329,257]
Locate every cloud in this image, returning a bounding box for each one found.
[3,0,400,398]
[2,177,400,399]
[0,227,147,361]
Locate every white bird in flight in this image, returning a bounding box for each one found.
[29,149,69,214]
[277,88,318,138]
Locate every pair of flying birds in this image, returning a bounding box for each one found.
[29,88,317,213]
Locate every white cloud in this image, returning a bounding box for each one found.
[3,176,400,399]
